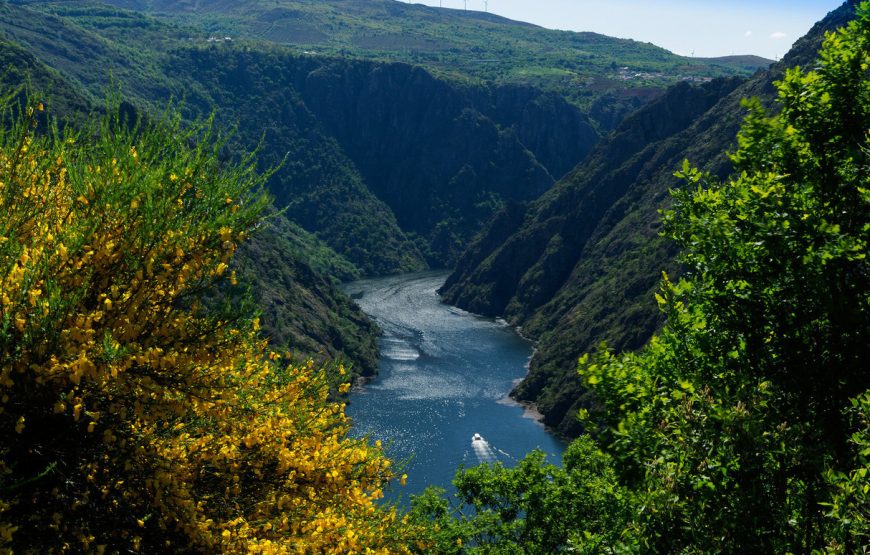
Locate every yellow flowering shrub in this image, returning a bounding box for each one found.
[0,100,415,553]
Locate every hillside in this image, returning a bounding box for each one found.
[0,2,553,268]
[441,2,857,436]
[0,39,385,377]
[84,0,770,111]
[235,214,381,376]
[0,1,768,272]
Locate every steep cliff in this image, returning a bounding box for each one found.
[441,2,857,436]
[299,59,597,262]
[441,77,745,317]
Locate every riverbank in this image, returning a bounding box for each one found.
[341,271,565,500]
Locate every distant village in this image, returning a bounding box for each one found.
[616,66,712,83]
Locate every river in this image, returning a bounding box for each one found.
[341,271,565,502]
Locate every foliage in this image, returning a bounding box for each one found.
[0,4,386,373]
[586,5,869,550]
[0,98,414,553]
[824,391,870,553]
[409,437,636,554]
[426,3,869,552]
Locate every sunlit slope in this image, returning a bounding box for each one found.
[41,0,769,108]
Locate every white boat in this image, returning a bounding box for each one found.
[472,433,483,442]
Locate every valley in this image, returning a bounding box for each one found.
[0,0,768,380]
[2,0,850,454]
[0,0,866,552]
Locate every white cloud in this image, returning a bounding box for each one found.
[770,31,788,39]
[745,30,753,37]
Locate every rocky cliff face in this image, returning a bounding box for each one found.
[167,49,602,268]
[440,2,857,437]
[441,77,745,318]
[298,60,600,264]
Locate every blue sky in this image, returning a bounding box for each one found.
[411,1,847,59]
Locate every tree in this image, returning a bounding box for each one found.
[582,3,869,550]
[0,98,415,553]
[408,437,635,554]
[415,3,869,552]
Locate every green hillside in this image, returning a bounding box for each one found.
[73,0,770,108]
[441,2,857,436]
[0,0,768,273]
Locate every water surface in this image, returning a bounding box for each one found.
[342,272,565,501]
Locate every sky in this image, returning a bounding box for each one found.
[410,1,847,60]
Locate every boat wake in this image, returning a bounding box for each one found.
[470,433,516,464]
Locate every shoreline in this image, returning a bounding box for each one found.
[346,271,568,446]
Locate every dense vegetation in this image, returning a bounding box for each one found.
[413,5,869,552]
[0,1,767,271]
[441,2,856,436]
[51,0,770,108]
[233,212,380,376]
[0,99,418,552]
[1,0,864,552]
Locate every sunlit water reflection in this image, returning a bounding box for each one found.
[342,272,565,502]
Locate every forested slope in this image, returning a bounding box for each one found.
[0,29,383,376]
[1,0,766,270]
[95,0,770,108]
[441,2,858,436]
